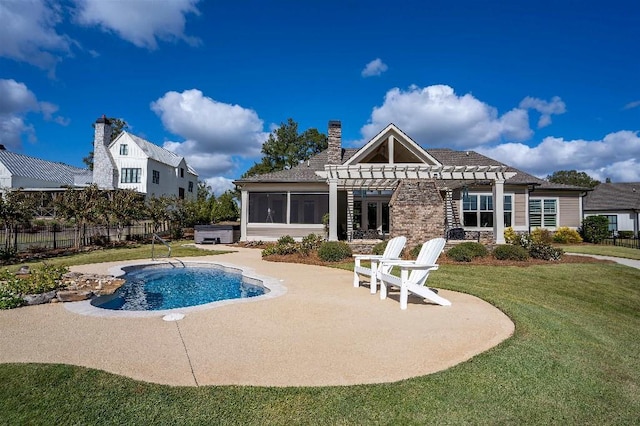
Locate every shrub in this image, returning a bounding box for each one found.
[504,227,518,244]
[493,244,529,261]
[580,215,610,243]
[617,231,634,239]
[372,241,388,256]
[553,227,583,244]
[277,235,295,245]
[300,233,324,255]
[261,244,278,257]
[530,228,553,244]
[0,265,69,309]
[529,243,564,261]
[447,242,488,262]
[318,241,352,262]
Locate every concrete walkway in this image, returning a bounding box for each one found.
[0,246,514,387]
[566,253,640,270]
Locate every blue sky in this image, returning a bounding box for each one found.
[1,0,639,194]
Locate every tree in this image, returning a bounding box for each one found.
[211,190,239,223]
[242,118,327,178]
[83,117,129,170]
[0,189,37,251]
[546,170,600,189]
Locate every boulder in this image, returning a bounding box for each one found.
[57,290,93,302]
[23,290,57,306]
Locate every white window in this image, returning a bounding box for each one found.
[119,144,128,155]
[121,168,141,183]
[529,198,557,228]
[462,194,512,228]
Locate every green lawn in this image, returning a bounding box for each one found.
[561,243,640,260]
[1,245,639,424]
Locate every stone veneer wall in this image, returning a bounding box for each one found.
[92,117,118,189]
[389,179,445,248]
[327,120,342,165]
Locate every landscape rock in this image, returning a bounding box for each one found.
[57,290,94,302]
[23,290,57,306]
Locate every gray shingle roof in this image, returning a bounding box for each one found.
[0,150,88,187]
[584,183,640,211]
[236,146,585,191]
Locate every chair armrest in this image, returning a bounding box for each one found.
[352,254,384,261]
[378,259,439,270]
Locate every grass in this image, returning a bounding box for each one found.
[3,240,230,273]
[560,243,640,260]
[1,244,639,424]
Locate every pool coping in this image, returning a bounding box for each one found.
[64,260,287,318]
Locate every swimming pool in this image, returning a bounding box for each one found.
[91,262,267,311]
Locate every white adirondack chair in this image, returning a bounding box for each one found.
[353,236,407,294]
[377,237,450,309]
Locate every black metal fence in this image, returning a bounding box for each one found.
[0,222,168,254]
[602,236,640,250]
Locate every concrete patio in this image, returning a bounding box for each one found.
[0,246,514,387]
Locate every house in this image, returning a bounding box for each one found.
[583,183,640,236]
[92,116,198,200]
[0,146,92,190]
[234,121,587,247]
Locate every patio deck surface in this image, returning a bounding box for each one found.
[0,245,514,387]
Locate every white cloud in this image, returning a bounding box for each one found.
[151,89,269,180]
[205,177,235,196]
[519,96,566,128]
[0,79,67,149]
[623,100,640,110]
[73,0,201,49]
[361,58,388,77]
[359,84,533,148]
[0,0,72,74]
[476,130,640,181]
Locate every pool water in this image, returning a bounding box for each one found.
[92,265,266,311]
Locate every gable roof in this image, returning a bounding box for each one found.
[344,123,440,165]
[235,124,585,191]
[114,132,197,175]
[584,182,640,211]
[0,149,89,187]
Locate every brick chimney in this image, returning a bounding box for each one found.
[327,120,342,165]
[92,115,118,189]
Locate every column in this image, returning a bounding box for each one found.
[346,191,354,240]
[240,190,248,241]
[492,179,505,244]
[329,179,338,241]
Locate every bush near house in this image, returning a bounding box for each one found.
[493,244,530,261]
[372,240,388,255]
[617,231,634,239]
[318,241,352,262]
[553,227,583,244]
[581,215,610,243]
[447,242,488,262]
[531,227,554,244]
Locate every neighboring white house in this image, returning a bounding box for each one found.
[0,146,91,191]
[92,116,198,200]
[583,182,640,236]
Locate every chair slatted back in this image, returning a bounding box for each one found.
[379,236,407,274]
[408,238,446,285]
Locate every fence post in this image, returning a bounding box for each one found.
[13,227,18,252]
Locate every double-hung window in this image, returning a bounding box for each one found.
[121,168,141,183]
[152,170,160,184]
[462,194,512,228]
[529,198,557,228]
[119,144,128,155]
